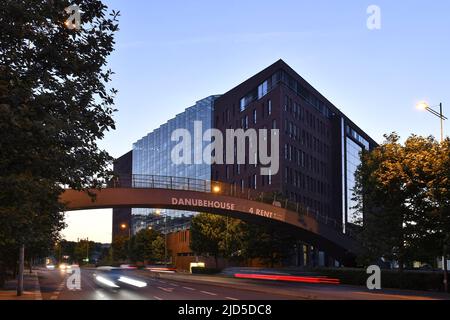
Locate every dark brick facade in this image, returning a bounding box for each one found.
[212,59,377,228]
[111,151,132,240]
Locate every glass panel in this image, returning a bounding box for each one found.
[130,96,216,234]
[346,138,363,224]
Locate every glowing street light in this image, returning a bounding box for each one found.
[416,101,429,111]
[213,185,221,193]
[416,101,447,142]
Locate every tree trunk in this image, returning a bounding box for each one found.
[17,244,24,296]
[29,257,33,274]
[0,262,5,288]
[214,255,218,269]
[443,246,448,293]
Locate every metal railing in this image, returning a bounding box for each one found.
[109,174,354,237]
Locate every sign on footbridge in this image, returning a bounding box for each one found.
[60,174,358,262]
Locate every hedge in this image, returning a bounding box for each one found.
[314,267,445,292]
[191,267,222,275]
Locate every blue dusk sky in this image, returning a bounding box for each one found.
[62,0,450,243]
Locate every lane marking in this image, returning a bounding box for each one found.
[158,287,174,293]
[183,286,195,291]
[225,296,239,300]
[49,276,67,300]
[34,272,43,300]
[200,290,217,296]
[154,296,163,300]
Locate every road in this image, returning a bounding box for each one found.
[35,267,450,300]
[37,268,291,300]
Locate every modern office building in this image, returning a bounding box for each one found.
[112,60,377,268]
[112,96,219,242]
[111,151,132,239]
[212,59,377,234]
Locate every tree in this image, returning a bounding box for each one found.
[151,235,166,263]
[407,136,450,291]
[353,133,412,269]
[354,133,450,286]
[73,239,94,264]
[240,223,296,268]
[190,213,296,268]
[111,236,128,263]
[129,229,160,263]
[190,214,226,268]
[0,0,119,288]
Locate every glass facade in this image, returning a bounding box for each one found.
[131,96,218,235]
[346,137,363,224]
[342,122,371,229]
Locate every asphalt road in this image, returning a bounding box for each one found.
[37,268,294,300]
[35,268,450,300]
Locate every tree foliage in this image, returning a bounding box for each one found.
[0,0,119,283]
[239,223,296,268]
[190,213,296,268]
[111,235,128,263]
[354,133,450,271]
[190,214,227,267]
[129,229,162,263]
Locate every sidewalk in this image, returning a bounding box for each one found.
[0,271,42,300]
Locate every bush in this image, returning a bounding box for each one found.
[314,268,445,292]
[191,267,222,275]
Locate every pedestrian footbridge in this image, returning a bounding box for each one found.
[60,175,358,263]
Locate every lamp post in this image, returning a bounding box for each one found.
[416,102,447,142]
[155,209,168,267]
[86,237,89,263]
[120,223,131,262]
[416,101,448,292]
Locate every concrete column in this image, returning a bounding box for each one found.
[307,245,313,267]
[314,247,320,267]
[297,242,305,267]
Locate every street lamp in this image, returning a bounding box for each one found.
[120,223,131,238]
[416,101,447,142]
[120,223,131,263]
[417,101,449,292]
[155,209,168,267]
[213,185,221,193]
[85,237,89,263]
